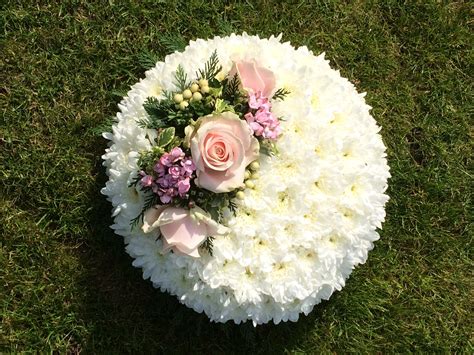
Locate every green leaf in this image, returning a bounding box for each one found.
[130,192,161,230]
[209,86,223,97]
[158,127,175,147]
[214,98,235,114]
[201,236,215,256]
[142,96,174,129]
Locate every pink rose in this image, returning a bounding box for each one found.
[142,205,228,257]
[189,112,260,193]
[229,61,276,97]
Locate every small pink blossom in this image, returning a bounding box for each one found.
[170,147,185,161]
[168,166,181,177]
[177,179,190,195]
[181,158,196,174]
[158,191,173,204]
[159,154,172,167]
[153,162,166,175]
[140,174,154,187]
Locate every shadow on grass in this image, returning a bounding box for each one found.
[76,139,333,353]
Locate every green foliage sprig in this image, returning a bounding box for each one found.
[174,65,191,91]
[223,74,241,100]
[201,236,215,256]
[197,50,222,81]
[273,88,290,101]
[138,52,243,134]
[140,97,191,134]
[137,50,161,70]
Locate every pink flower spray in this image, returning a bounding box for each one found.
[140,147,196,204]
[245,91,281,140]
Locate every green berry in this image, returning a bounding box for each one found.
[179,100,189,110]
[199,78,209,87]
[245,180,255,189]
[200,85,210,94]
[190,83,199,92]
[173,93,183,103]
[236,191,245,200]
[249,161,260,171]
[192,92,202,101]
[183,89,192,99]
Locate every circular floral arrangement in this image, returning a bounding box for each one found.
[101,33,390,325]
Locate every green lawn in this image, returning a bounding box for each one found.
[1,1,472,353]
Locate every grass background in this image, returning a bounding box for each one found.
[1,0,472,353]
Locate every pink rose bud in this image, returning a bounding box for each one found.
[229,61,276,98]
[142,205,229,257]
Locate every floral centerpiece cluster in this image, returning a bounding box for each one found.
[129,51,289,257]
[102,34,390,325]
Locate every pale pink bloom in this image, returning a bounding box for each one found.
[188,112,259,193]
[229,61,276,97]
[142,205,229,257]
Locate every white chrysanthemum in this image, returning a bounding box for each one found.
[102,33,390,326]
